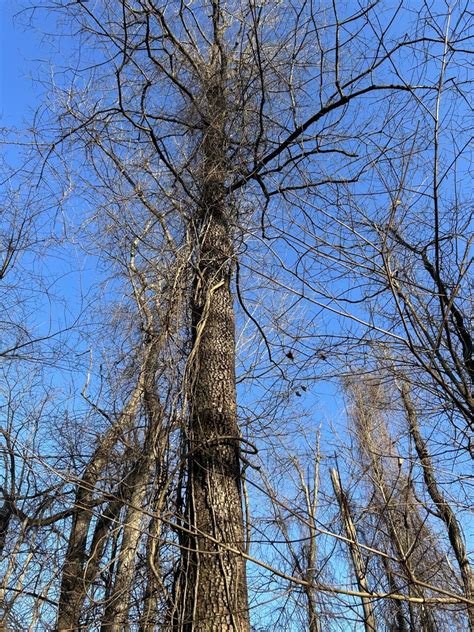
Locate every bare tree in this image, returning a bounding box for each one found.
[1,1,473,630]
[401,382,474,630]
[330,467,377,632]
[345,376,467,631]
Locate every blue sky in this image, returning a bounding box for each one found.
[0,3,100,387]
[1,2,38,126]
[1,3,73,127]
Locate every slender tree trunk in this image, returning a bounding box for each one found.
[102,340,163,631]
[295,443,321,632]
[365,435,437,632]
[304,516,321,630]
[348,381,440,632]
[330,468,377,632]
[100,458,152,631]
[56,383,142,631]
[401,384,474,631]
[139,504,164,632]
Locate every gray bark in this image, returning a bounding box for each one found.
[177,52,249,628]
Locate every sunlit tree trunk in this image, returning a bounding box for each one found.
[102,344,163,631]
[330,468,377,632]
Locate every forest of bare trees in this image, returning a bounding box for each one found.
[0,0,473,630]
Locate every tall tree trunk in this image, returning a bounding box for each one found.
[178,54,249,627]
[180,208,248,631]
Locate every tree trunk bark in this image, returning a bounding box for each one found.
[175,12,249,625]
[177,83,249,625]
[180,206,249,630]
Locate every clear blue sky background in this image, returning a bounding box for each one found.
[1,3,71,128]
[1,2,38,126]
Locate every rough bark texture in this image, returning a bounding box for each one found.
[176,63,249,627]
[179,208,248,630]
